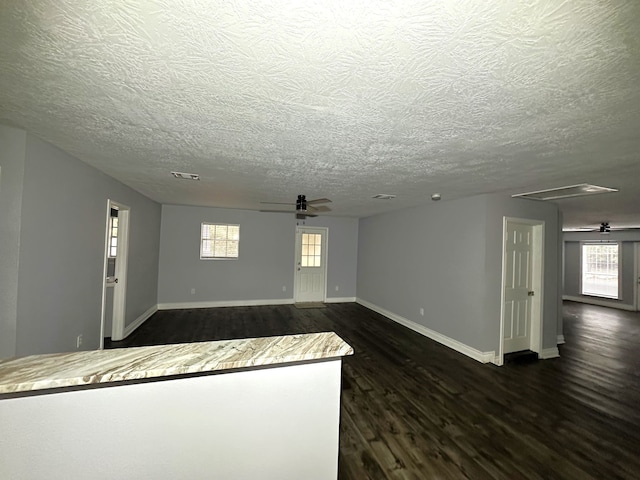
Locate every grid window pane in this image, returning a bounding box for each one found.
[108,215,118,258]
[581,244,618,299]
[201,223,240,259]
[301,233,321,268]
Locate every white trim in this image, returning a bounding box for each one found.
[324,297,356,303]
[540,347,560,359]
[563,295,635,311]
[158,298,295,310]
[122,305,158,339]
[557,335,565,345]
[356,298,495,364]
[99,201,112,350]
[109,201,130,342]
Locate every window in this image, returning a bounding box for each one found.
[108,213,118,258]
[200,223,239,259]
[581,243,619,299]
[301,233,322,267]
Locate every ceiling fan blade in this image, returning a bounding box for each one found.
[260,201,295,205]
[259,209,294,213]
[296,213,318,219]
[306,198,332,205]
[307,205,331,213]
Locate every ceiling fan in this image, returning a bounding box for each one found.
[572,222,640,234]
[260,194,332,219]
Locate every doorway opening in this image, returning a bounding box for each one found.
[100,200,130,348]
[498,217,544,365]
[294,227,328,304]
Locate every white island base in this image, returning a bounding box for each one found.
[0,333,353,480]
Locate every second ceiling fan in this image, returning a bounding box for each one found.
[260,194,332,219]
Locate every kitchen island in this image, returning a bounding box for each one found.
[0,332,353,480]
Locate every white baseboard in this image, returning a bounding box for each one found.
[123,304,158,339]
[563,295,636,311]
[540,347,560,359]
[324,297,356,303]
[356,298,495,364]
[158,298,295,310]
[557,334,566,345]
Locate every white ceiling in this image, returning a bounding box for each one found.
[1,1,639,230]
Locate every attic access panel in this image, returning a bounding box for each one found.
[512,184,618,201]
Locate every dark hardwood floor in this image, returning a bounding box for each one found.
[107,301,640,479]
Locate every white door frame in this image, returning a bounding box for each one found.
[498,217,545,365]
[294,226,328,303]
[634,242,640,311]
[99,200,130,348]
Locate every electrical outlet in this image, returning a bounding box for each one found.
[282,286,287,292]
[420,308,424,316]
[335,285,339,291]
[191,288,196,295]
[76,334,83,349]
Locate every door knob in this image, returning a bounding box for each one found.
[528,291,534,296]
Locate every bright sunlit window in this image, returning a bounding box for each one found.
[301,233,322,267]
[200,223,239,259]
[108,213,118,258]
[581,243,619,299]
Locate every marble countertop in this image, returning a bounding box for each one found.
[0,332,353,395]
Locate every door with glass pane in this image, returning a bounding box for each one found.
[294,227,327,303]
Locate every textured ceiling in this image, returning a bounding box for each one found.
[1,0,639,229]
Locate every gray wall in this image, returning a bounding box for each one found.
[0,125,26,359]
[563,231,639,308]
[158,205,358,305]
[483,194,561,351]
[7,131,161,357]
[357,193,560,354]
[358,195,489,349]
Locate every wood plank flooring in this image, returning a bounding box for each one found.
[107,301,640,479]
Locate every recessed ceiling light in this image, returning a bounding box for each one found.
[171,171,200,180]
[372,194,396,200]
[512,183,618,201]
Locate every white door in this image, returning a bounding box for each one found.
[503,222,534,354]
[100,200,130,347]
[294,227,327,303]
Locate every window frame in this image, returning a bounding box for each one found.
[580,241,621,300]
[200,223,240,260]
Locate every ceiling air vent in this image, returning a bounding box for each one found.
[512,183,618,201]
[372,194,396,200]
[171,171,200,180]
